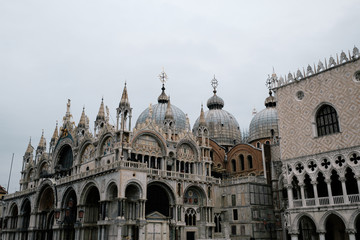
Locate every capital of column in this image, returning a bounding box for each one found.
[346,228,356,234]
[311,181,318,185]
[324,179,331,184]
[339,177,346,182]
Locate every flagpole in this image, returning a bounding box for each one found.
[6,153,14,193]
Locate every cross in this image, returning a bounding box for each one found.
[211,75,218,93]
[335,156,345,167]
[295,163,304,173]
[350,153,360,164]
[308,161,317,171]
[159,68,168,84]
[321,159,331,169]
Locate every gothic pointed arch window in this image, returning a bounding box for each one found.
[316,104,339,137]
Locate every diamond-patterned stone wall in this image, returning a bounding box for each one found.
[276,59,360,160]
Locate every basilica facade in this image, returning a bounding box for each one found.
[1,46,360,240]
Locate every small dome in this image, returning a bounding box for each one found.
[136,103,187,131]
[248,96,278,143]
[193,109,241,146]
[207,95,224,109]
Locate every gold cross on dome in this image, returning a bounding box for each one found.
[159,68,168,84]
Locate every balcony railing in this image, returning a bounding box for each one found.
[290,194,360,208]
[147,168,221,184]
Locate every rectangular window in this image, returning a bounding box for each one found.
[222,195,226,207]
[231,225,237,235]
[231,194,236,206]
[233,209,238,220]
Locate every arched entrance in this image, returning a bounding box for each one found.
[325,214,347,240]
[124,183,142,240]
[61,188,77,240]
[298,216,318,240]
[56,145,74,177]
[145,182,175,240]
[8,203,18,240]
[354,214,360,240]
[36,186,55,240]
[82,185,100,240]
[20,199,31,240]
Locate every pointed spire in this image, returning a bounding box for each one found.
[37,130,46,150]
[165,97,174,120]
[26,137,34,154]
[51,121,59,141]
[78,107,87,128]
[199,104,206,127]
[120,82,130,108]
[96,97,105,121]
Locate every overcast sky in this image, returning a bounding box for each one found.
[0,0,359,193]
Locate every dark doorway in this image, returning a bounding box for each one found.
[298,216,317,240]
[146,185,170,216]
[186,231,195,240]
[325,214,346,240]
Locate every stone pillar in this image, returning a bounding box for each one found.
[347,229,356,240]
[299,183,306,206]
[290,233,298,240]
[318,232,326,240]
[340,177,349,203]
[325,179,334,204]
[287,185,294,208]
[117,224,123,240]
[356,176,360,195]
[312,181,319,205]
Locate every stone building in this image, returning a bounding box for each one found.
[0,73,272,240]
[268,46,360,240]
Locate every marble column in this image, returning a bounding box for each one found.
[287,185,294,208]
[311,181,319,206]
[340,177,349,203]
[325,179,334,204]
[290,233,298,240]
[318,232,325,240]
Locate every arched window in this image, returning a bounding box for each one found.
[316,104,339,137]
[239,155,245,171]
[185,208,197,226]
[247,155,253,169]
[231,159,236,172]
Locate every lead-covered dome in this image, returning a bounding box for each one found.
[248,93,278,143]
[135,85,187,131]
[193,78,241,146]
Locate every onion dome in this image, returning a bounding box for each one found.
[135,70,187,131]
[193,76,241,146]
[248,91,278,143]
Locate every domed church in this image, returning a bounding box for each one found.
[1,71,273,240]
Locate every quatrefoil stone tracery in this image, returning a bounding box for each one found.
[321,159,331,169]
[308,161,317,171]
[350,153,360,165]
[335,156,345,167]
[296,163,304,173]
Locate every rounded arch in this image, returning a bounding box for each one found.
[125,183,142,202]
[8,202,18,217]
[348,209,360,229]
[20,198,31,230]
[183,184,207,205]
[176,138,200,162]
[52,137,74,169]
[96,132,114,157]
[79,181,100,204]
[318,210,347,232]
[124,180,144,199]
[76,139,94,165]
[146,181,176,217]
[105,180,118,200]
[291,212,319,232]
[131,130,167,156]
[61,187,78,208]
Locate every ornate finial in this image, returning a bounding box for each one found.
[159,68,168,85]
[211,75,218,94]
